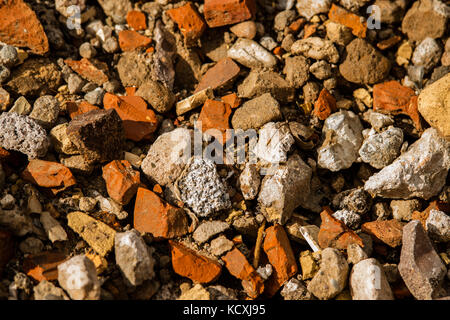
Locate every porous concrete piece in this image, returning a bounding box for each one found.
[57,255,101,300]
[0,112,49,159]
[141,128,193,186]
[307,248,349,300]
[398,220,447,300]
[364,128,450,200]
[193,221,230,244]
[115,230,155,286]
[253,122,294,165]
[332,209,361,229]
[426,210,450,242]
[358,126,404,169]
[258,154,312,224]
[318,110,363,172]
[291,37,339,63]
[227,38,277,69]
[350,258,394,300]
[178,157,231,217]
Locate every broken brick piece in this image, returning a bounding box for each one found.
[0,0,49,55]
[328,4,367,38]
[126,10,147,31]
[313,88,337,120]
[0,230,14,277]
[221,93,241,109]
[318,207,364,250]
[66,101,99,119]
[263,224,298,297]
[204,0,256,28]
[362,219,405,248]
[23,251,67,282]
[289,18,306,33]
[134,187,188,239]
[197,99,232,145]
[22,160,76,194]
[303,24,318,39]
[102,160,140,205]
[373,80,422,130]
[195,58,240,93]
[64,58,109,85]
[222,248,265,298]
[169,240,222,283]
[377,36,402,51]
[167,2,206,43]
[103,93,158,142]
[118,30,151,52]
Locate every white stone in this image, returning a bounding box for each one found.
[228,38,277,69]
[239,163,260,200]
[253,122,294,165]
[296,0,332,20]
[350,258,394,300]
[426,209,450,242]
[412,37,443,72]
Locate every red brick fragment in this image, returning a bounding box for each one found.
[221,93,241,109]
[361,219,405,248]
[204,0,256,28]
[195,58,240,93]
[23,251,67,282]
[0,0,49,55]
[167,2,206,43]
[169,240,222,283]
[102,160,140,205]
[328,4,367,38]
[197,99,232,145]
[126,10,147,31]
[64,58,109,85]
[222,248,265,298]
[303,24,318,39]
[313,88,337,120]
[118,30,151,52]
[134,187,188,239]
[66,101,99,119]
[22,160,76,194]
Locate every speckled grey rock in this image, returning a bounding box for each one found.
[398,220,447,300]
[426,209,450,242]
[318,110,364,172]
[0,112,49,159]
[57,255,101,300]
[412,37,443,73]
[350,258,394,300]
[364,128,450,200]
[115,230,155,287]
[227,38,277,69]
[347,243,368,265]
[359,126,404,169]
[178,157,231,217]
[362,110,394,131]
[29,95,60,130]
[193,221,230,244]
[0,45,18,67]
[291,37,339,63]
[332,209,361,229]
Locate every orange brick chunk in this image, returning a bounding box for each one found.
[328,4,367,38]
[169,240,222,283]
[118,30,151,52]
[103,93,158,142]
[197,99,232,144]
[22,160,76,193]
[64,58,108,85]
[134,188,188,239]
[313,88,337,120]
[195,58,240,93]
[126,10,147,31]
[361,220,405,248]
[23,251,67,282]
[373,80,422,130]
[204,0,256,28]
[263,224,298,297]
[222,248,264,298]
[0,0,49,55]
[66,101,99,119]
[167,2,206,43]
[102,160,140,205]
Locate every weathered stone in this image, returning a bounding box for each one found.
[228,38,277,69]
[97,0,132,24]
[364,128,450,200]
[296,0,332,20]
[0,207,33,236]
[347,243,368,265]
[253,122,294,165]
[40,212,67,243]
[193,221,230,244]
[412,37,443,73]
[282,56,309,88]
[210,235,234,256]
[33,280,69,300]
[135,80,175,114]
[391,199,421,222]
[426,210,450,242]
[239,163,260,200]
[291,37,339,63]
[398,220,447,300]
[50,123,79,155]
[332,209,361,229]
[350,258,394,300]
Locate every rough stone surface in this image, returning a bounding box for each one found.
[193,221,230,244]
[332,209,361,230]
[412,37,443,73]
[347,243,368,265]
[426,210,450,242]
[239,163,260,201]
[29,95,60,130]
[115,230,155,286]
[364,128,450,200]
[0,112,49,159]
[318,110,363,172]
[282,56,309,88]
[40,212,68,243]
[362,219,405,248]
[398,220,447,300]
[291,37,339,63]
[210,236,234,256]
[228,38,277,69]
[50,123,79,155]
[253,122,294,165]
[296,0,332,20]
[33,280,69,300]
[135,80,175,114]
[350,258,394,300]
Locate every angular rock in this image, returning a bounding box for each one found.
[398,220,447,300]
[117,51,152,88]
[22,160,76,193]
[391,199,421,222]
[426,210,450,242]
[332,209,361,229]
[118,30,151,52]
[347,243,368,265]
[197,99,232,144]
[228,38,277,69]
[210,235,234,256]
[57,255,100,300]
[64,58,108,86]
[238,70,295,102]
[126,10,147,31]
[412,37,443,73]
[253,122,294,164]
[0,112,49,159]
[361,219,405,248]
[33,280,69,300]
[29,96,60,130]
[167,2,206,43]
[317,110,363,172]
[50,123,79,155]
[291,37,339,63]
[115,230,155,286]
[193,221,230,244]
[350,258,394,300]
[364,128,450,200]
[135,80,175,114]
[313,88,337,120]
[282,56,309,89]
[195,58,240,94]
[176,88,214,116]
[296,0,331,20]
[40,212,68,243]
[102,160,140,205]
[204,0,256,28]
[239,163,260,200]
[97,0,132,24]
[328,3,367,38]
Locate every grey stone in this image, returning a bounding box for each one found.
[325,21,353,46]
[359,126,404,169]
[318,110,364,172]
[280,278,312,300]
[296,0,332,19]
[259,36,278,51]
[0,65,10,83]
[34,280,69,300]
[307,248,349,300]
[350,258,394,300]
[274,10,296,31]
[291,37,339,63]
[0,112,49,159]
[412,37,443,73]
[58,255,101,300]
[398,220,447,300]
[310,60,332,80]
[67,74,85,94]
[79,42,97,59]
[178,157,231,217]
[29,95,60,130]
[426,209,450,242]
[364,128,450,200]
[227,38,277,69]
[258,154,312,224]
[84,88,104,105]
[0,45,18,67]
[239,163,260,200]
[141,128,193,186]
[40,212,68,243]
[333,209,361,229]
[362,110,394,131]
[115,230,155,287]
[135,80,175,114]
[193,221,230,244]
[0,207,33,236]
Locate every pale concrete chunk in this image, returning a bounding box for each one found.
[350,258,394,300]
[253,122,294,165]
[193,221,230,244]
